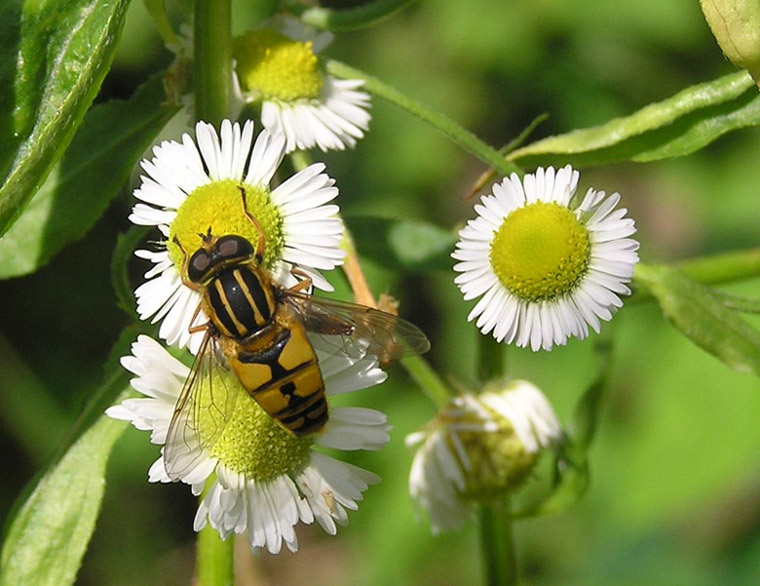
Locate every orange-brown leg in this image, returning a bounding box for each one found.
[187,302,211,334]
[238,185,266,259]
[173,236,202,292]
[288,267,313,294]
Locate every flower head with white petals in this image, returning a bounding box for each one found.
[130,119,345,351]
[406,380,563,534]
[107,335,390,554]
[453,165,640,351]
[232,22,371,153]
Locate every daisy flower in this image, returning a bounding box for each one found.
[129,119,345,351]
[453,165,639,351]
[107,335,390,554]
[406,380,562,534]
[232,23,371,153]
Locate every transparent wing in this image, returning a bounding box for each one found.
[164,330,240,481]
[283,290,431,362]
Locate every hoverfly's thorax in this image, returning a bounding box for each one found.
[203,263,277,340]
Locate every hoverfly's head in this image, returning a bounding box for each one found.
[187,233,256,284]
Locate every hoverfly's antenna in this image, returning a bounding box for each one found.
[199,226,214,243]
[238,185,266,261]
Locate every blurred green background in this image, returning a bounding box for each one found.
[2,0,760,584]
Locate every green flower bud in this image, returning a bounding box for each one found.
[407,380,563,534]
[701,0,760,85]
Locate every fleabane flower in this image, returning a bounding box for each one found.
[453,165,639,351]
[406,380,562,534]
[232,25,371,153]
[130,119,345,350]
[107,335,390,554]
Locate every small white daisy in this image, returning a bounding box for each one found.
[129,119,345,350]
[406,380,562,534]
[232,27,371,153]
[453,165,640,351]
[107,335,390,554]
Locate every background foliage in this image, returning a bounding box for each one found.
[2,0,760,584]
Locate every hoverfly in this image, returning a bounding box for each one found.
[163,187,430,480]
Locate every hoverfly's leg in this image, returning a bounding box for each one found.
[187,301,211,334]
[288,267,313,294]
[172,236,202,292]
[238,185,266,261]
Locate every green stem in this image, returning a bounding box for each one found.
[401,355,453,408]
[194,0,232,125]
[144,0,180,46]
[478,333,506,382]
[287,0,419,31]
[326,60,522,178]
[478,499,518,586]
[0,333,69,465]
[196,515,234,586]
[289,149,312,172]
[475,326,513,583]
[630,249,760,303]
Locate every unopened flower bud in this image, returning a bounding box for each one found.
[406,380,563,534]
[701,0,760,86]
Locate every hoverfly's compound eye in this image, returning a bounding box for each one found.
[217,235,255,260]
[188,249,211,283]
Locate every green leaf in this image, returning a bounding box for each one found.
[509,71,760,168]
[111,226,150,316]
[0,409,128,586]
[712,290,760,314]
[636,263,760,376]
[0,76,179,279]
[0,327,137,586]
[0,0,131,237]
[345,216,456,272]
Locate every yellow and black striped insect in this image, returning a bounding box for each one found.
[163,189,430,479]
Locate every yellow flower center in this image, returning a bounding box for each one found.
[167,179,283,271]
[209,374,313,480]
[233,30,324,102]
[489,202,590,302]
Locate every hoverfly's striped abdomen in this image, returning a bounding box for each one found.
[206,266,277,339]
[230,317,327,437]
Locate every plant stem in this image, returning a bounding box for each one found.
[478,333,506,383]
[287,0,419,31]
[475,322,515,584]
[196,522,234,586]
[478,499,518,586]
[0,333,69,464]
[144,0,180,46]
[194,0,232,125]
[400,355,452,408]
[630,248,760,303]
[326,60,522,178]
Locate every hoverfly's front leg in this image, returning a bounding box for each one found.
[172,236,211,335]
[238,186,266,262]
[173,236,202,292]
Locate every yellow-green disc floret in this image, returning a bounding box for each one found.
[168,179,283,271]
[490,202,590,302]
[200,369,313,480]
[233,30,324,102]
